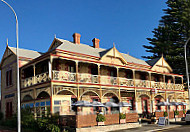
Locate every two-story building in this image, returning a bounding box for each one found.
[0,33,188,119]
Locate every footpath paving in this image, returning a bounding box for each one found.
[112,123,181,132]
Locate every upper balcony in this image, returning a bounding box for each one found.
[21,58,184,91]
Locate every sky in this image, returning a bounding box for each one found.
[0,0,167,60]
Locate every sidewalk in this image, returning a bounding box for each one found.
[112,124,181,132]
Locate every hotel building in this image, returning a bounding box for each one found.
[0,33,188,121]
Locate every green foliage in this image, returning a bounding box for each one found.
[183,110,186,114]
[174,110,179,115]
[164,111,168,117]
[46,124,60,132]
[1,114,17,128]
[21,107,60,132]
[0,112,4,121]
[119,113,126,119]
[96,114,106,122]
[143,0,190,80]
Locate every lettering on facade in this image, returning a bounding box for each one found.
[5,93,15,99]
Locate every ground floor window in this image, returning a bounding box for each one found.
[22,100,50,117]
[53,98,71,115]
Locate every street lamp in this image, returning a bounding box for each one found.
[184,37,190,109]
[1,0,21,132]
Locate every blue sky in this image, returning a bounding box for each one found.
[0,0,167,60]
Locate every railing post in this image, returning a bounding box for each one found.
[163,75,166,89]
[33,64,36,84]
[116,67,121,101]
[132,69,138,113]
[149,72,151,88]
[97,64,102,100]
[75,61,80,100]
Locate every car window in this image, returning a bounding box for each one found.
[186,110,190,114]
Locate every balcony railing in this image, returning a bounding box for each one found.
[79,73,99,83]
[53,70,76,82]
[119,78,134,87]
[22,70,183,90]
[135,80,151,88]
[101,76,117,85]
[22,72,49,88]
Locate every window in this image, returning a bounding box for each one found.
[129,100,134,110]
[6,69,12,87]
[156,100,161,110]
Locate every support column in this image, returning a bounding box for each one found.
[49,56,53,114]
[33,64,37,117]
[97,64,102,102]
[149,72,154,113]
[75,61,79,101]
[173,76,176,100]
[133,69,138,113]
[117,67,121,101]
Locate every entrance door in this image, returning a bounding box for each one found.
[6,102,12,118]
[143,100,148,113]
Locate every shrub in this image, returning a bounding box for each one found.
[0,112,3,121]
[174,110,179,115]
[183,110,186,114]
[96,114,106,122]
[164,111,168,117]
[119,113,126,119]
[46,124,60,132]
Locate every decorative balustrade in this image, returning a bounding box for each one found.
[135,79,151,88]
[22,70,184,90]
[101,76,117,85]
[79,73,92,83]
[22,76,34,88]
[53,70,76,82]
[119,78,134,87]
[151,81,165,89]
[166,83,174,90]
[174,84,184,90]
[92,75,99,84]
[22,72,49,88]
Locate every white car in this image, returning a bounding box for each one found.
[185,110,190,124]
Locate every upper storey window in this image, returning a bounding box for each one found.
[6,69,12,87]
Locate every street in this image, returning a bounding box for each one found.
[112,121,190,132]
[161,122,190,132]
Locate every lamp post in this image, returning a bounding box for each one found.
[184,37,190,109]
[1,0,21,132]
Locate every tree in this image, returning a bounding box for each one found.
[143,0,190,77]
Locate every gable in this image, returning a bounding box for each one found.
[100,47,127,65]
[48,38,62,51]
[0,46,15,68]
[151,57,172,73]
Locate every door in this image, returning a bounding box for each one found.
[6,102,12,118]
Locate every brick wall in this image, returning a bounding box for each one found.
[104,114,119,125]
[126,113,138,123]
[155,112,164,119]
[76,114,97,128]
[59,115,76,127]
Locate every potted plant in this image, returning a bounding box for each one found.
[183,110,186,117]
[174,110,179,118]
[164,111,168,118]
[96,114,106,126]
[119,113,126,124]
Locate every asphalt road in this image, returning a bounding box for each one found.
[162,122,190,132]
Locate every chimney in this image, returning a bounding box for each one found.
[73,33,81,44]
[92,38,100,48]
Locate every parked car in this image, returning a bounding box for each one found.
[185,110,190,124]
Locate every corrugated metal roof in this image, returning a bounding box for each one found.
[56,38,150,66]
[9,46,42,59]
[146,58,160,66]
